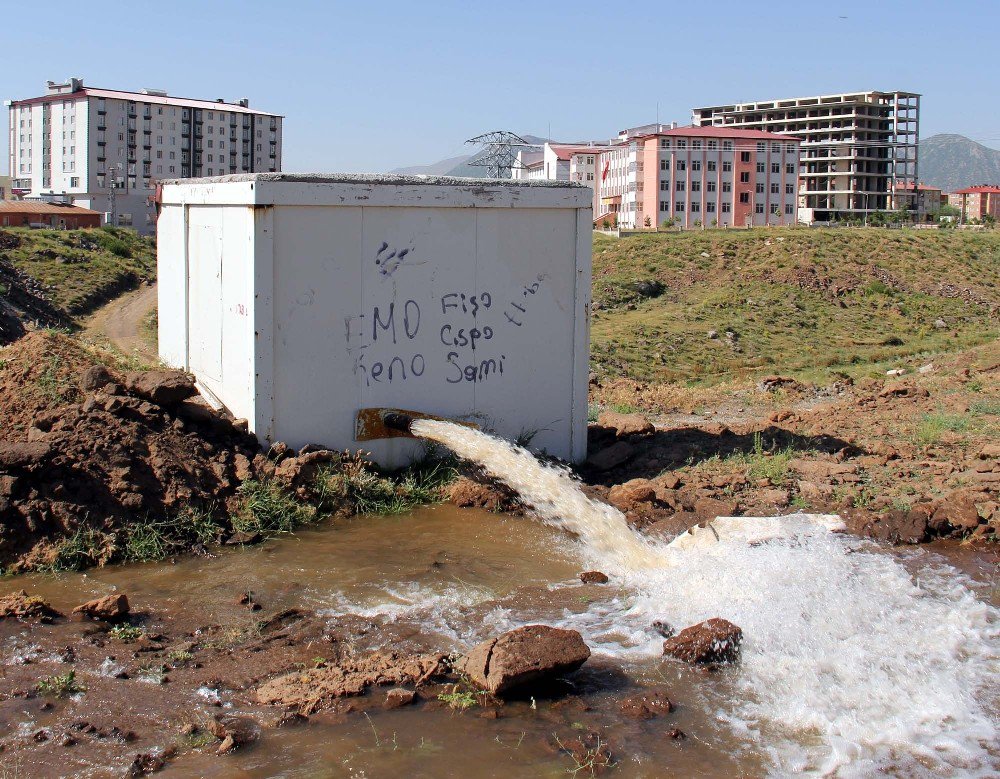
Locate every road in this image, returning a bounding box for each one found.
[83,283,158,363]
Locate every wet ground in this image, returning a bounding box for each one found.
[0,505,997,777]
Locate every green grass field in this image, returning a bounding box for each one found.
[0,226,155,317]
[590,228,1000,385]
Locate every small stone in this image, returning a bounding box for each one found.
[579,571,609,585]
[73,593,129,622]
[619,688,674,719]
[383,688,417,710]
[663,618,743,665]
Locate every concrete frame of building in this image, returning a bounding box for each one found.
[6,78,283,235]
[692,90,919,223]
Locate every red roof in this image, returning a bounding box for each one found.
[0,200,101,215]
[550,144,608,161]
[953,185,1000,194]
[633,125,797,142]
[893,182,942,192]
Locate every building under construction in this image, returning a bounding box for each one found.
[692,90,919,223]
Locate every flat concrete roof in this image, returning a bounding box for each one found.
[158,172,589,189]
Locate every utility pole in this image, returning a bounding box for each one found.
[465,131,533,179]
[107,162,122,227]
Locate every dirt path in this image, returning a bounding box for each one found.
[83,282,158,362]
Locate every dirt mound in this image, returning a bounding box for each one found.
[0,331,265,571]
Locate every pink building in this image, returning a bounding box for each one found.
[596,125,801,229]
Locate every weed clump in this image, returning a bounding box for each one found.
[36,671,85,698]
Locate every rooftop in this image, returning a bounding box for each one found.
[0,200,101,215]
[953,185,1000,194]
[631,125,799,142]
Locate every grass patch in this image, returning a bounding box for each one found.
[43,527,117,572]
[726,432,796,485]
[914,412,971,446]
[36,671,85,697]
[108,624,145,643]
[231,477,316,536]
[315,454,456,516]
[437,687,479,711]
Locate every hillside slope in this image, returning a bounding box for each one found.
[0,227,155,345]
[919,134,1000,191]
[590,229,999,385]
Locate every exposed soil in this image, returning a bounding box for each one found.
[0,332,271,572]
[82,283,158,363]
[581,340,1000,546]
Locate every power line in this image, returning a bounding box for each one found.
[465,131,534,179]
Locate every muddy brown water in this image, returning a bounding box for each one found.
[1,505,997,777]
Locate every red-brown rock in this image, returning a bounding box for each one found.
[459,625,591,695]
[124,370,197,406]
[72,593,129,621]
[662,618,743,665]
[0,590,62,621]
[579,571,609,584]
[618,688,674,719]
[597,411,654,438]
[608,479,657,511]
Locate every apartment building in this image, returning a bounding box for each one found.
[0,175,11,200]
[512,142,607,212]
[6,78,282,234]
[892,181,945,221]
[947,186,1000,222]
[597,125,800,229]
[692,91,919,223]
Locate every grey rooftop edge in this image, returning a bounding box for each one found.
[158,172,589,189]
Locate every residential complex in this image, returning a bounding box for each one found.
[892,181,946,221]
[948,185,1000,222]
[512,142,609,213]
[6,78,282,233]
[692,90,919,223]
[599,124,800,229]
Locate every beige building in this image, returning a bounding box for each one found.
[693,90,919,223]
[6,78,282,234]
[0,175,11,200]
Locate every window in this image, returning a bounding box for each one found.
[772,143,780,153]
[722,182,732,192]
[708,140,718,150]
[756,142,766,153]
[756,183,765,193]
[771,183,780,194]
[739,192,750,203]
[707,160,716,172]
[169,165,175,173]
[771,163,780,174]
[676,139,686,149]
[740,151,751,163]
[156,151,162,158]
[691,201,701,212]
[740,172,750,183]
[786,163,795,174]
[707,181,716,192]
[220,141,225,149]
[692,140,702,150]
[786,184,794,195]
[69,177,79,187]
[660,159,669,171]
[756,162,765,173]
[208,140,213,148]
[722,161,732,172]
[706,201,716,213]
[723,141,733,151]
[785,204,794,214]
[660,139,669,149]
[586,156,594,164]
[691,181,701,192]
[677,160,686,171]
[692,160,702,172]
[755,203,765,214]
[586,172,593,181]
[156,165,162,174]
[660,180,669,191]
[675,201,685,212]
[676,181,686,191]
[659,201,668,211]
[169,151,175,159]
[722,202,731,213]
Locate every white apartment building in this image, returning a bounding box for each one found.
[693,91,919,223]
[511,142,609,214]
[6,78,282,234]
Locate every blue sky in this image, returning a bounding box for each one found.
[3,0,998,173]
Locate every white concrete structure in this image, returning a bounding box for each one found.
[157,174,593,467]
[7,78,282,234]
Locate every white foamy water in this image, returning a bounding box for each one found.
[410,419,1000,777]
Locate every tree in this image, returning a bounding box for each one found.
[643,215,652,228]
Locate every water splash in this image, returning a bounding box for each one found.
[412,418,660,569]
[410,419,1000,776]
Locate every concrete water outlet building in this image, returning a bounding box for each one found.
[156,174,593,467]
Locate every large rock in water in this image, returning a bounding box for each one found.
[459,625,591,694]
[72,593,130,621]
[662,618,743,664]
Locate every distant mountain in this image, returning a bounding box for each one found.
[919,134,1000,192]
[390,134,551,179]
[389,154,472,176]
